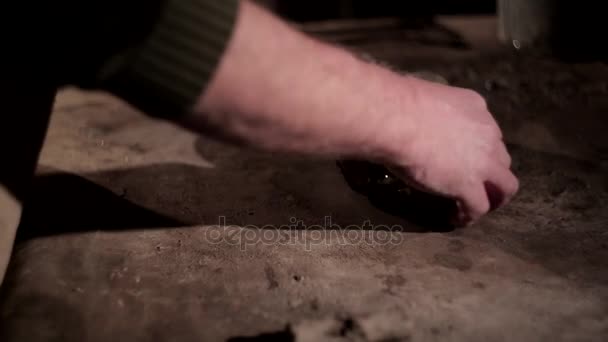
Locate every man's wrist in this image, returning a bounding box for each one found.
[341,61,419,165]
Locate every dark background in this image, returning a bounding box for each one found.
[257,0,496,21]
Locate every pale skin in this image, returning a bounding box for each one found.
[191,1,519,225]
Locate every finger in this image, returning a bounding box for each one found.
[485,164,519,210]
[454,184,491,226]
[495,141,512,168]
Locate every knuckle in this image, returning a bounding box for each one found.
[465,90,487,108]
[495,125,505,138]
[484,124,502,140]
[493,125,503,138]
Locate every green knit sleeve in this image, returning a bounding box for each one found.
[100,0,240,118]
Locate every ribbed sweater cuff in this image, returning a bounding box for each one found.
[107,0,239,117]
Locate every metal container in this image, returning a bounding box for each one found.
[498,0,556,50]
[498,0,606,60]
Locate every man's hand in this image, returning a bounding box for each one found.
[386,77,518,225]
[191,1,518,226]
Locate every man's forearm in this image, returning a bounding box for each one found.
[189,1,518,225]
[190,1,414,162]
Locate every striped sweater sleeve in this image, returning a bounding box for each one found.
[100,0,239,118]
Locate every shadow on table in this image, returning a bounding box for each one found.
[17,157,446,244]
[16,171,183,243]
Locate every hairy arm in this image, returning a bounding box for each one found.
[192,1,412,162]
[191,1,518,225]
